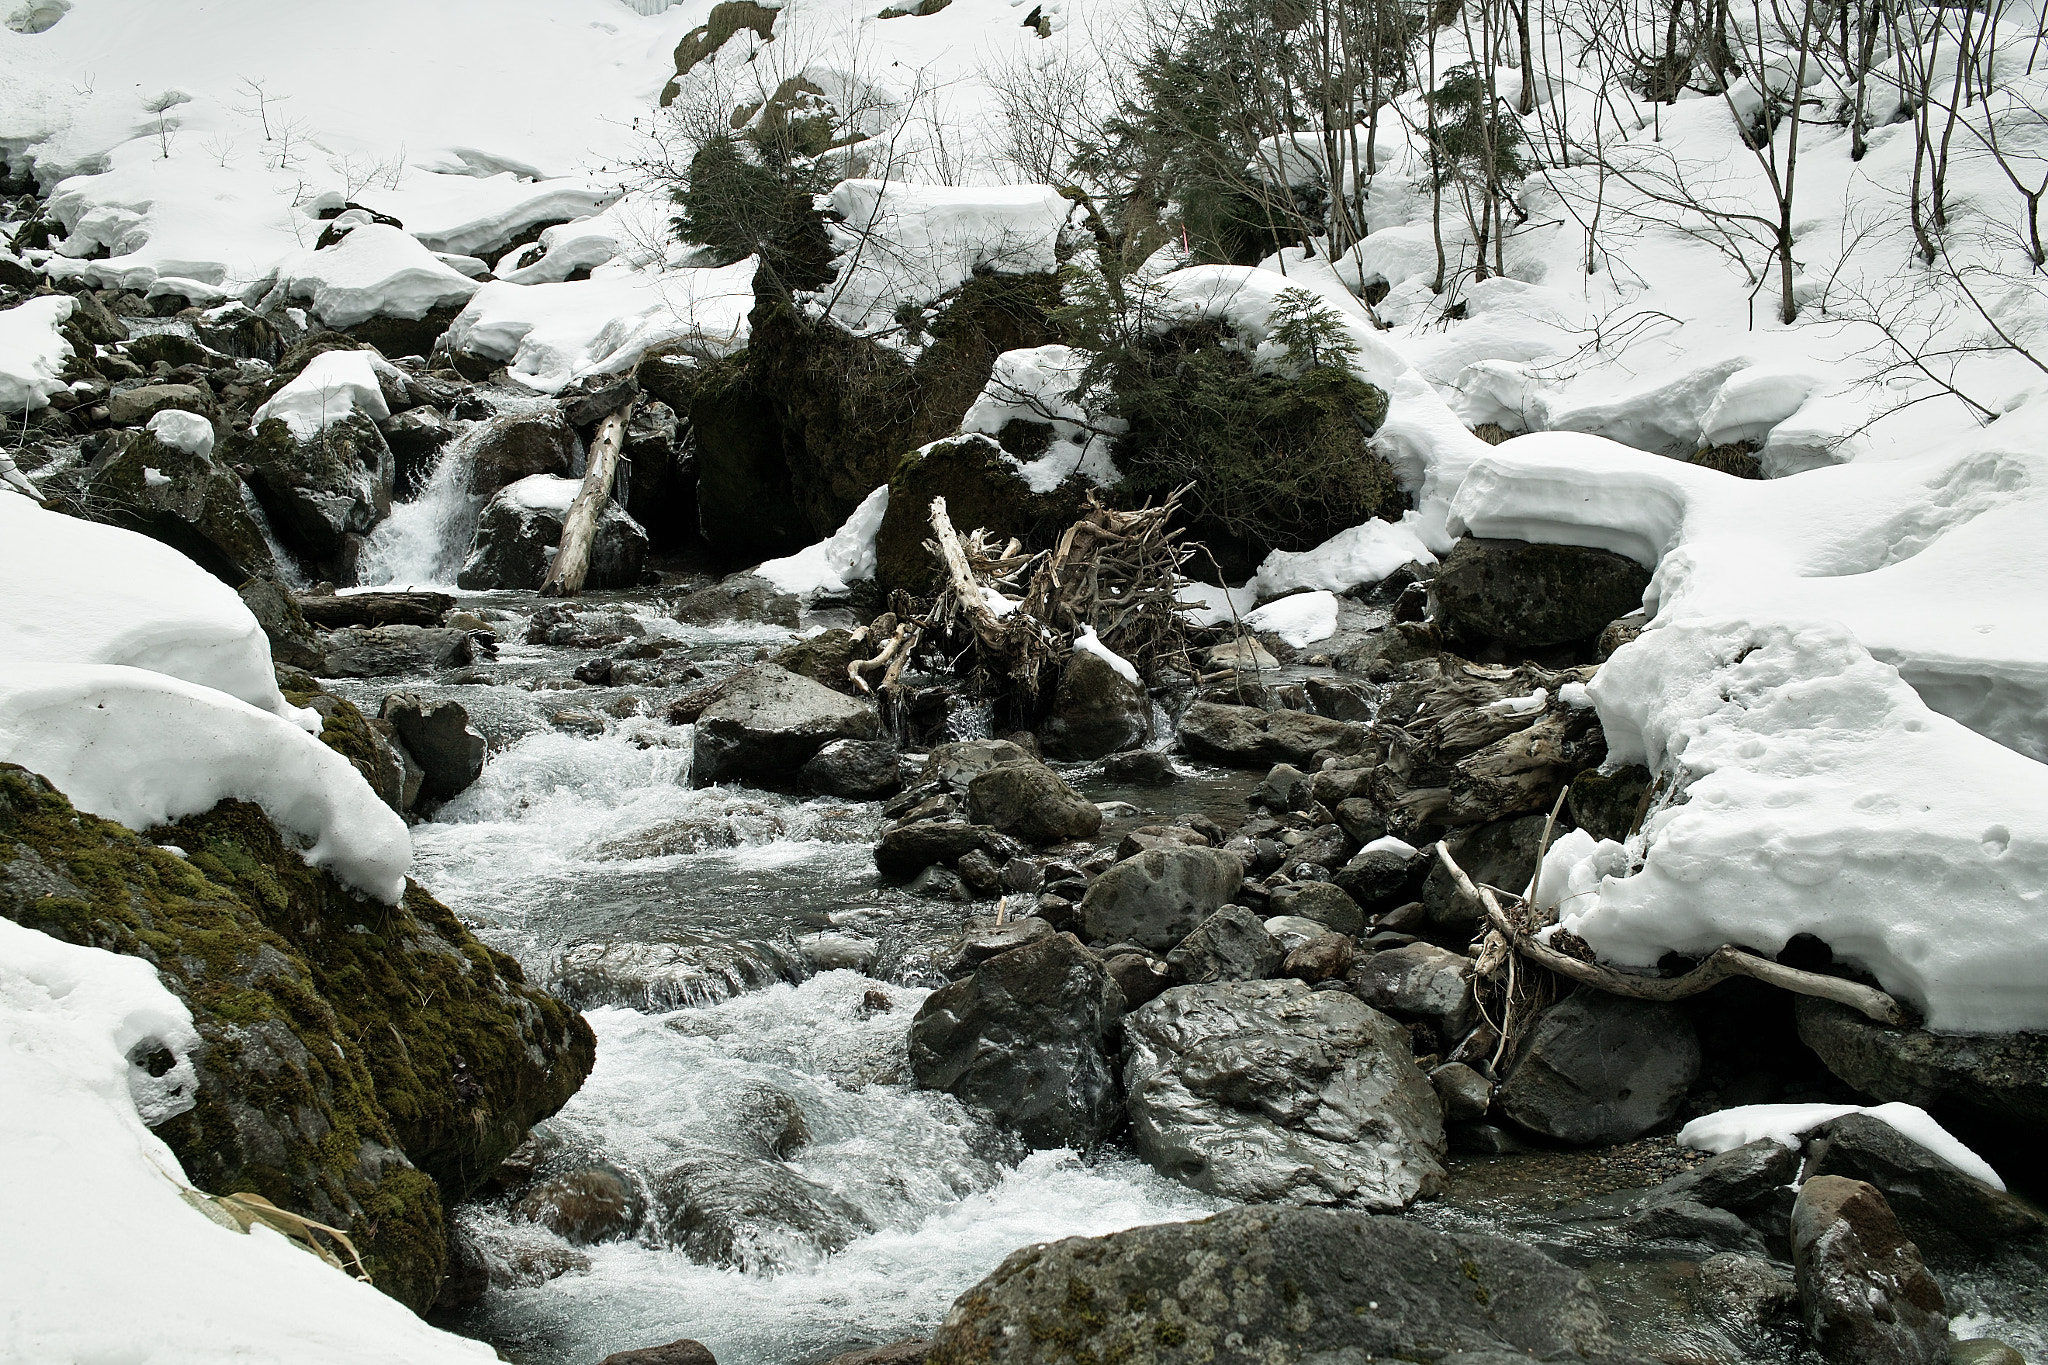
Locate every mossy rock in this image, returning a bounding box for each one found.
[0,764,595,1314]
[662,0,779,100]
[346,303,467,364]
[69,430,276,586]
[876,434,1088,597]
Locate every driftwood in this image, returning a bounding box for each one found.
[1436,843,1910,1026]
[541,400,635,597]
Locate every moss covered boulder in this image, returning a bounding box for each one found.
[72,429,276,586]
[0,764,596,1315]
[876,435,1087,597]
[231,412,395,575]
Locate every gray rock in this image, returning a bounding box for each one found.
[909,866,969,900]
[652,1146,873,1271]
[1333,844,1425,909]
[1255,763,1313,812]
[107,382,209,427]
[320,624,475,677]
[238,579,323,672]
[557,371,639,428]
[1699,1252,1799,1335]
[1264,881,1364,936]
[1952,1342,2029,1365]
[378,692,487,800]
[1177,701,1369,768]
[692,665,882,786]
[1804,1110,2042,1253]
[1165,905,1282,984]
[1115,826,1210,861]
[1123,979,1446,1208]
[466,408,575,493]
[1497,991,1700,1145]
[244,411,394,567]
[1101,750,1179,785]
[1331,794,1387,844]
[598,1340,717,1365]
[924,739,1034,790]
[1791,1176,1948,1365]
[1422,815,1549,930]
[1078,847,1245,952]
[1633,1137,1801,1225]
[1349,942,1476,1045]
[947,919,1053,976]
[803,738,902,799]
[924,1205,1632,1365]
[1282,932,1354,984]
[456,480,648,591]
[908,932,1122,1149]
[1305,676,1376,722]
[1566,763,1653,841]
[965,762,1102,844]
[514,1167,643,1245]
[1619,1198,1767,1256]
[1431,1061,1492,1120]
[799,931,880,973]
[873,822,1018,881]
[820,1343,926,1365]
[1261,915,1327,952]
[1039,649,1149,760]
[1429,537,1653,648]
[672,572,801,628]
[1104,952,1172,1010]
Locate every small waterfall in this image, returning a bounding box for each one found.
[356,430,484,588]
[239,483,309,590]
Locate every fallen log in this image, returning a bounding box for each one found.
[541,399,635,598]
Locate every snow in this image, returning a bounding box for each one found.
[754,484,889,601]
[0,293,72,413]
[961,345,1124,491]
[0,663,411,903]
[1073,625,1139,684]
[1363,835,1419,858]
[1679,1101,2006,1192]
[1243,590,1340,648]
[256,223,481,331]
[145,409,215,458]
[0,915,493,1363]
[1175,579,1257,629]
[1245,514,1439,597]
[501,472,581,517]
[252,350,395,441]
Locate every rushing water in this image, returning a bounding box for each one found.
[355,426,489,588]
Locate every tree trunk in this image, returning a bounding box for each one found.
[540,401,635,597]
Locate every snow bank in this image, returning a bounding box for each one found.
[1679,1101,2004,1191]
[961,344,1123,491]
[1243,590,1339,647]
[812,181,1073,335]
[252,349,395,441]
[0,916,492,1363]
[0,663,410,903]
[0,493,313,727]
[1245,514,1438,597]
[0,293,72,413]
[257,223,480,331]
[755,484,888,600]
[146,408,215,457]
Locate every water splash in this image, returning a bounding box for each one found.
[356,427,484,587]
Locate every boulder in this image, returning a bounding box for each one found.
[378,693,488,800]
[1619,1199,1766,1257]
[80,431,276,586]
[1429,537,1653,650]
[1497,991,1700,1145]
[1101,750,1179,785]
[239,412,395,568]
[465,408,575,493]
[1282,931,1354,983]
[1331,844,1425,910]
[673,572,802,628]
[873,823,1018,881]
[803,738,902,798]
[320,625,475,678]
[1791,1176,1948,1365]
[692,665,882,785]
[1123,979,1446,1208]
[599,1341,717,1365]
[1421,815,1550,930]
[1177,701,1367,768]
[925,1205,1633,1365]
[1804,1111,2043,1253]
[1348,942,1476,1046]
[965,762,1101,844]
[456,475,648,591]
[1115,826,1210,861]
[382,406,456,492]
[907,932,1122,1149]
[1264,881,1363,936]
[876,433,1084,597]
[1430,1060,1492,1120]
[947,919,1054,976]
[513,1167,643,1245]
[1254,763,1313,812]
[1038,649,1149,760]
[651,1147,873,1270]
[1164,905,1282,984]
[1699,1252,1799,1337]
[1077,847,1245,952]
[924,739,1033,789]
[772,628,865,693]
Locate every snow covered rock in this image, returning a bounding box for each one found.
[1497,991,1701,1145]
[0,293,74,412]
[1038,649,1150,761]
[1124,979,1446,1208]
[456,473,647,592]
[258,223,480,333]
[77,427,276,584]
[144,407,216,457]
[753,484,888,602]
[1793,997,2048,1147]
[1804,1111,2041,1254]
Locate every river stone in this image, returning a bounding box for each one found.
[1263,881,1363,936]
[924,739,1035,790]
[822,1343,927,1365]
[908,932,1122,1149]
[456,479,648,591]
[1794,996,2048,1148]
[1618,1198,1766,1257]
[107,382,211,427]
[803,738,902,798]
[1804,1111,2043,1253]
[1699,1252,1799,1336]
[320,624,475,677]
[1498,991,1700,1145]
[1431,1061,1492,1120]
[466,408,575,493]
[1632,1137,1801,1227]
[1349,942,1476,1046]
[1429,537,1653,649]
[1104,952,1172,1010]
[514,1167,643,1245]
[1176,701,1369,768]
[652,1147,874,1271]
[1791,1176,1948,1365]
[692,664,883,785]
[599,1341,717,1365]
[873,822,1018,881]
[673,572,801,628]
[1164,905,1282,985]
[1115,826,1209,861]
[241,410,394,566]
[1332,845,1424,910]
[1078,847,1245,952]
[1124,979,1446,1208]
[1421,814,1549,929]
[1282,931,1354,983]
[948,919,1054,976]
[965,762,1101,844]
[1038,649,1149,760]
[378,692,487,800]
[1101,750,1179,785]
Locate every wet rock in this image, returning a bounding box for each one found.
[238,578,324,672]
[382,406,456,492]
[908,932,1122,1149]
[1264,881,1364,936]
[1566,763,1653,842]
[377,693,487,800]
[1164,905,1282,984]
[1430,1061,1492,1120]
[1177,701,1368,768]
[599,1340,717,1365]
[1421,814,1549,930]
[1282,931,1354,984]
[558,371,639,427]
[1619,1198,1767,1256]
[1429,537,1653,649]
[691,664,882,786]
[1104,952,1172,1010]
[957,849,1004,897]
[803,738,902,799]
[320,624,475,677]
[822,1342,926,1365]
[298,589,455,629]
[948,919,1054,976]
[1115,826,1209,861]
[772,628,866,694]
[799,931,881,973]
[1791,1176,1948,1365]
[364,716,425,811]
[1331,844,1425,910]
[909,866,970,900]
[672,572,801,629]
[1254,762,1313,812]
[1348,942,1476,1046]
[1497,991,1700,1145]
[966,762,1102,844]
[1038,649,1149,760]
[1261,915,1326,952]
[873,822,1017,881]
[1123,979,1446,1208]
[456,477,648,591]
[1952,1342,2029,1365]
[1699,1252,1799,1335]
[925,1205,1630,1365]
[1100,749,1179,785]
[1077,847,1245,953]
[652,1148,873,1270]
[924,739,1034,790]
[513,1167,643,1245]
[732,1083,811,1159]
[1634,1137,1802,1228]
[240,411,394,570]
[1804,1111,2043,1253]
[466,408,575,493]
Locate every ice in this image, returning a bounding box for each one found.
[145,408,215,457]
[1679,1101,2005,1191]
[755,485,889,601]
[0,293,72,413]
[251,349,395,441]
[256,223,480,331]
[0,916,490,1362]
[1074,625,1140,683]
[1243,590,1339,648]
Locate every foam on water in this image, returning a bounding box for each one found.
[356,426,486,588]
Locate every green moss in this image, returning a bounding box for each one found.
[663,0,779,96]
[874,435,1088,597]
